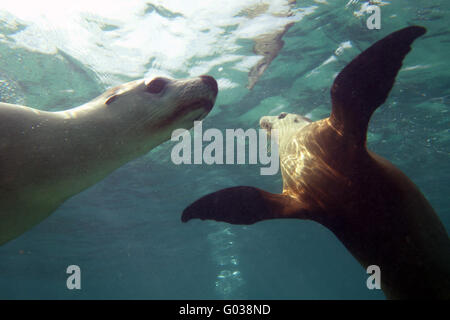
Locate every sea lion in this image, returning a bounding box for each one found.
[248,22,295,90]
[0,75,218,245]
[239,1,297,90]
[182,27,450,299]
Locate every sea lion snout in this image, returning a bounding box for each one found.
[260,116,272,130]
[200,75,218,96]
[176,75,218,117]
[259,113,311,133]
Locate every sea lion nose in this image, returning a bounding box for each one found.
[260,118,272,130]
[200,75,218,96]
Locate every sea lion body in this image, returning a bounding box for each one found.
[182,27,450,299]
[0,75,218,245]
[262,114,450,298]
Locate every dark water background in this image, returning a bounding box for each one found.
[0,1,448,299]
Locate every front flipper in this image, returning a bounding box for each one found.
[182,186,310,225]
[330,26,426,145]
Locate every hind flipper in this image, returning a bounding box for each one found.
[330,26,426,145]
[182,186,310,225]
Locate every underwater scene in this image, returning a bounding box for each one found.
[0,0,449,300]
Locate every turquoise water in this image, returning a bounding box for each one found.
[0,1,449,299]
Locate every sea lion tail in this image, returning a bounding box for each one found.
[182,186,309,224]
[330,26,427,146]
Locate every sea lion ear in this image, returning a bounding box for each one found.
[182,186,310,225]
[330,26,426,145]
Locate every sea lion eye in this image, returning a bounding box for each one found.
[146,77,168,94]
[278,112,287,119]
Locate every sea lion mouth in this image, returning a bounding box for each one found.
[179,98,214,115]
[190,99,214,122]
[150,98,214,130]
[161,98,214,126]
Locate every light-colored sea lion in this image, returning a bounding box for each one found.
[182,27,450,299]
[0,75,218,245]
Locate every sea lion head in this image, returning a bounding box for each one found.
[98,75,218,144]
[260,112,311,137]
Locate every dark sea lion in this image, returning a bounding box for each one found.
[248,22,295,90]
[0,75,218,245]
[182,27,450,299]
[239,1,297,90]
